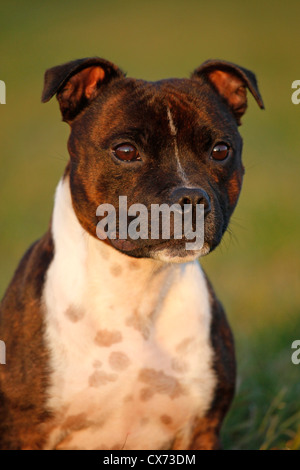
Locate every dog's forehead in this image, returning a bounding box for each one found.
[87,76,236,142]
[105,77,210,116]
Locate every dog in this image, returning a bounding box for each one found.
[0,57,263,450]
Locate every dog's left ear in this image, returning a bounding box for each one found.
[41,57,125,123]
[192,59,264,125]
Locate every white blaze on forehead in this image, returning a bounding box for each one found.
[167,106,177,136]
[166,106,189,185]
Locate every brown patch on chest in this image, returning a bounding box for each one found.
[64,305,85,323]
[138,368,186,401]
[94,329,122,347]
[88,370,118,387]
[160,414,173,425]
[125,313,150,340]
[109,351,131,371]
[53,410,108,449]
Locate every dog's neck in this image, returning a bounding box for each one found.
[46,177,201,326]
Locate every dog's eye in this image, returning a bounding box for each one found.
[113,144,141,162]
[211,143,230,161]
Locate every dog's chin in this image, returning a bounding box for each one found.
[110,238,211,263]
[149,242,211,263]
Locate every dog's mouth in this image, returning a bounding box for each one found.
[96,203,226,262]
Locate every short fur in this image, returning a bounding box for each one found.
[0,58,263,449]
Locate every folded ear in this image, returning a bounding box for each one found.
[192,59,264,125]
[41,57,125,123]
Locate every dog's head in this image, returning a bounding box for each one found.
[42,57,263,262]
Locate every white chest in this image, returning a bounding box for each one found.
[42,179,216,450]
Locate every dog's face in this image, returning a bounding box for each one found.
[42,58,263,262]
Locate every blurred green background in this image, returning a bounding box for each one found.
[0,0,300,450]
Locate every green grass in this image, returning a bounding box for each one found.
[220,319,300,450]
[1,0,300,450]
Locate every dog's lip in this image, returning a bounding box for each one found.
[110,238,182,253]
[110,237,203,253]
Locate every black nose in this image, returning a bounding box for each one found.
[170,187,211,216]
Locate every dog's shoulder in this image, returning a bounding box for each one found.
[0,230,54,449]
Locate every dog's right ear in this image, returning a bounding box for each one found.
[41,57,125,123]
[192,60,264,125]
